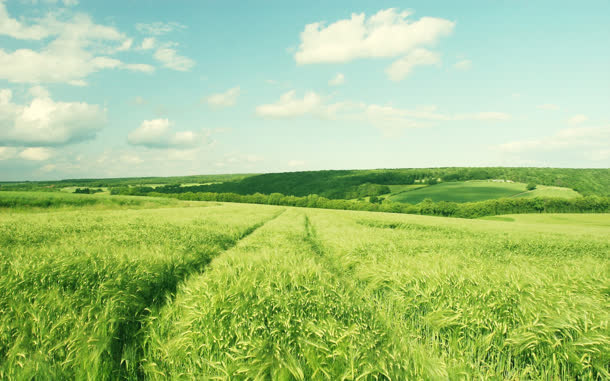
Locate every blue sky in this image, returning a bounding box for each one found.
[0,0,609,180]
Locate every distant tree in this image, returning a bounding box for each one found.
[369,195,379,204]
[427,178,438,185]
[526,183,537,191]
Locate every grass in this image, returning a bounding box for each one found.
[1,195,608,379]
[481,213,610,228]
[388,180,580,204]
[0,191,185,212]
[514,185,582,199]
[0,204,282,379]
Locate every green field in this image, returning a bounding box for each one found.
[481,213,610,227]
[0,191,185,211]
[514,185,582,199]
[1,193,608,379]
[388,181,580,204]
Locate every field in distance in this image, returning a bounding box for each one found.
[1,192,608,379]
[387,180,581,204]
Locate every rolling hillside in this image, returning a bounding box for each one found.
[388,181,581,204]
[109,167,610,200]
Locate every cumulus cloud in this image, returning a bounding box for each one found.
[139,37,156,50]
[127,118,207,149]
[295,9,453,80]
[328,73,345,86]
[0,6,154,84]
[206,86,241,107]
[256,91,322,119]
[386,48,440,81]
[153,45,195,71]
[0,1,49,39]
[0,87,106,146]
[295,9,454,63]
[19,147,53,160]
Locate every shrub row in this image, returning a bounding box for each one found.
[142,191,610,218]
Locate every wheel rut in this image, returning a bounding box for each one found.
[113,208,287,379]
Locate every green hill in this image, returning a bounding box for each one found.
[119,167,610,200]
[3,167,609,201]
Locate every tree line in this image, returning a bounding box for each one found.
[125,190,610,218]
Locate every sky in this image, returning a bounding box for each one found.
[0,0,609,181]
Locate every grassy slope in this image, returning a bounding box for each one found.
[514,185,582,199]
[389,181,526,203]
[481,213,610,227]
[389,181,581,204]
[0,191,184,211]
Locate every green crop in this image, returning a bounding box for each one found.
[1,196,608,379]
[0,204,281,379]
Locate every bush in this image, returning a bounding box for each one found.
[526,183,537,191]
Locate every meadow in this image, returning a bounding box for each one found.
[388,181,579,204]
[1,193,608,379]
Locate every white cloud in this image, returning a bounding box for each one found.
[0,8,153,85]
[363,104,510,128]
[0,87,106,146]
[39,163,56,172]
[206,86,240,108]
[454,59,472,70]
[386,48,440,81]
[0,88,12,104]
[537,103,560,111]
[19,147,53,161]
[568,114,588,124]
[0,146,18,160]
[499,126,610,153]
[295,9,453,80]
[0,1,49,39]
[256,90,322,119]
[127,118,207,149]
[255,91,511,135]
[288,160,305,167]
[136,22,185,36]
[153,46,195,71]
[328,73,345,86]
[116,38,132,51]
[123,63,155,73]
[295,9,454,64]
[139,37,156,50]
